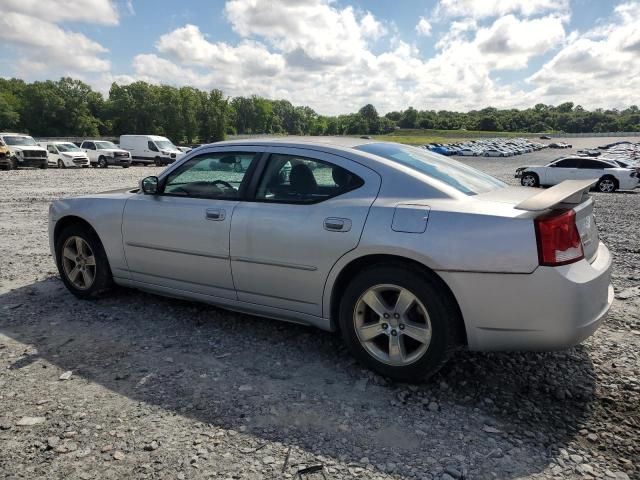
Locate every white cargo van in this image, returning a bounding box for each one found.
[119,135,184,166]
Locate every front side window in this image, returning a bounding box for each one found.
[255,153,363,203]
[148,141,159,152]
[163,152,259,200]
[357,143,504,195]
[47,145,57,154]
[553,159,578,168]
[83,142,95,150]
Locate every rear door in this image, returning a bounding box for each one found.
[229,147,381,316]
[574,159,607,181]
[546,158,578,184]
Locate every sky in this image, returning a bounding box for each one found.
[0,0,639,115]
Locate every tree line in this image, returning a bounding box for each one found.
[1,77,639,144]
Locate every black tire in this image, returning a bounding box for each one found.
[154,157,162,167]
[122,164,129,168]
[338,263,462,383]
[596,176,617,193]
[40,161,48,169]
[98,156,108,168]
[58,159,65,169]
[55,223,113,299]
[520,172,539,187]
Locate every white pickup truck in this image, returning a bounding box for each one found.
[80,140,132,168]
[0,132,48,169]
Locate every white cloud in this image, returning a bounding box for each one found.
[0,0,117,77]
[526,2,640,108]
[415,17,432,37]
[0,13,110,73]
[224,0,387,67]
[435,0,569,20]
[0,0,119,25]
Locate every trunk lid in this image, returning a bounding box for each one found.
[475,180,600,262]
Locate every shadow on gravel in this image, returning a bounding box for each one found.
[0,278,597,478]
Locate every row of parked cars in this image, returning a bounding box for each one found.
[0,132,192,170]
[515,141,640,193]
[424,137,547,157]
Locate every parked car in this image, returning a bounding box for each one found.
[427,146,453,156]
[539,135,552,140]
[0,133,48,169]
[576,149,601,157]
[42,141,90,168]
[49,138,612,382]
[0,137,10,169]
[80,140,131,168]
[119,135,185,166]
[483,149,505,157]
[515,157,640,192]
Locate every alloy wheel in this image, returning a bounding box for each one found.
[599,179,615,193]
[522,174,537,187]
[61,236,96,290]
[353,284,432,366]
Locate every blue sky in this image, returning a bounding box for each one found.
[1,0,638,114]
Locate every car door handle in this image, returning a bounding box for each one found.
[324,217,351,232]
[205,208,225,221]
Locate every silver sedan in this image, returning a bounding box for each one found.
[48,138,613,381]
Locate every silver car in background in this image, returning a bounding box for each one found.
[48,138,613,381]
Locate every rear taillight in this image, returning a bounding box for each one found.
[534,209,584,266]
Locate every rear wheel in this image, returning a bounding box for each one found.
[55,224,113,299]
[521,172,539,187]
[597,176,617,193]
[339,264,462,382]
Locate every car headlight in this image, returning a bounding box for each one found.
[62,153,72,158]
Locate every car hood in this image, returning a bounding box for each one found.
[99,148,129,154]
[61,152,88,158]
[11,145,46,151]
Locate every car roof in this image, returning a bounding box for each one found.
[0,132,31,136]
[209,136,374,150]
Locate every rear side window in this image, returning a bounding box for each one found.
[578,160,608,169]
[356,143,504,195]
[255,154,363,203]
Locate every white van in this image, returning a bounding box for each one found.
[42,141,90,168]
[119,135,185,166]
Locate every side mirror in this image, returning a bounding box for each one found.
[141,176,159,194]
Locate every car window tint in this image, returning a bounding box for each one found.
[554,159,578,168]
[578,159,607,169]
[255,153,363,203]
[357,143,505,195]
[148,141,159,152]
[163,152,258,200]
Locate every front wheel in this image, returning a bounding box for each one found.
[338,264,462,382]
[58,159,65,169]
[521,172,539,187]
[98,157,108,168]
[597,176,616,193]
[55,224,113,299]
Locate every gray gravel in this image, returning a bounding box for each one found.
[0,137,639,479]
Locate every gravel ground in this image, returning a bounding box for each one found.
[0,137,639,480]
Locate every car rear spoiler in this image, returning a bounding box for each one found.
[515,179,597,211]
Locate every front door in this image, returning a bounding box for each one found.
[230,147,381,317]
[122,149,261,299]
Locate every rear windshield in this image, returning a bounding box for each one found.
[356,143,506,195]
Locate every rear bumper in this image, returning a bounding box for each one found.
[439,241,613,351]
